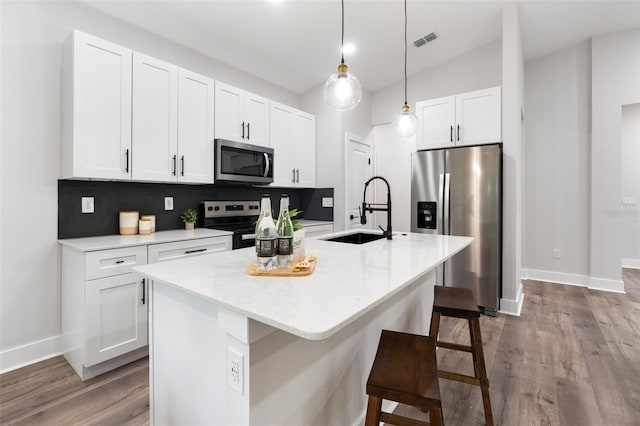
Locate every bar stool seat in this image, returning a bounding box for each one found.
[365,330,444,426]
[430,286,494,426]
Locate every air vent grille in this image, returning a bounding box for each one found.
[413,32,438,48]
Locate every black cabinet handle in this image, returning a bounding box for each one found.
[115,260,124,264]
[125,149,129,173]
[450,125,453,142]
[180,155,184,176]
[185,248,207,254]
[296,169,300,183]
[241,121,245,139]
[457,125,460,142]
[247,122,250,140]
[292,169,296,183]
[172,155,177,176]
[141,278,146,305]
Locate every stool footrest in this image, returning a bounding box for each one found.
[439,370,481,386]
[436,341,473,352]
[380,411,431,426]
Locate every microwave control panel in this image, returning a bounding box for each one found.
[417,201,437,230]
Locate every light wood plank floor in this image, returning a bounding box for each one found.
[1,269,638,425]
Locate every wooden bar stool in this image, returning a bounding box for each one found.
[365,330,444,426]
[430,286,494,426]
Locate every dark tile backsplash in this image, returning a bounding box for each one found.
[58,180,333,239]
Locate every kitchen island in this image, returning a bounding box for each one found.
[133,231,473,425]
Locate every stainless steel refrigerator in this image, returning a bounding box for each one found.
[411,143,502,315]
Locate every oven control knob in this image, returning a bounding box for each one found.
[214,206,220,211]
[207,206,213,211]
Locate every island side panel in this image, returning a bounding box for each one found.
[248,270,436,425]
[150,281,250,425]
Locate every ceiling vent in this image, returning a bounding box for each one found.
[413,32,437,48]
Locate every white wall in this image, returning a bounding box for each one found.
[0,0,300,371]
[500,4,525,315]
[621,103,640,264]
[523,41,591,279]
[591,29,640,282]
[371,39,502,126]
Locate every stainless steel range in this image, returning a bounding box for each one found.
[200,200,260,250]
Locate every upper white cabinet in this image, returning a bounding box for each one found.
[270,102,316,187]
[63,30,132,180]
[132,53,179,182]
[416,86,501,150]
[215,81,269,147]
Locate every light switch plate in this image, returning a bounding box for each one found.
[81,197,94,214]
[322,197,334,208]
[164,197,174,211]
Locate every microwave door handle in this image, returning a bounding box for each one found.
[263,152,270,177]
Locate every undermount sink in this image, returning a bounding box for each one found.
[323,232,387,245]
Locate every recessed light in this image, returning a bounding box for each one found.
[342,43,356,55]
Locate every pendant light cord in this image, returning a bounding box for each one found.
[403,0,408,106]
[341,0,345,65]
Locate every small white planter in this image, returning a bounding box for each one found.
[293,228,305,261]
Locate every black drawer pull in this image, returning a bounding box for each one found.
[141,278,146,305]
[184,248,207,254]
[115,260,125,264]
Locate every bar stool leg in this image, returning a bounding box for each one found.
[364,395,382,426]
[429,407,445,426]
[430,310,441,338]
[471,317,494,426]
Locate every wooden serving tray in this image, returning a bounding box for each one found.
[247,255,317,277]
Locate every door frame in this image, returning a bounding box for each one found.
[343,132,374,230]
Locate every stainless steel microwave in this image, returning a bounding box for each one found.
[215,139,274,184]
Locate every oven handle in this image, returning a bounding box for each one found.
[263,153,270,178]
[241,233,256,241]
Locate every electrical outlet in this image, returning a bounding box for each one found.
[322,197,334,208]
[552,249,561,259]
[81,197,94,214]
[228,349,244,395]
[164,197,174,211]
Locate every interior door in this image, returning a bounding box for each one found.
[345,133,372,229]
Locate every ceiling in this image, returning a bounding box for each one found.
[81,0,640,94]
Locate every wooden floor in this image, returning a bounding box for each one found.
[1,269,638,425]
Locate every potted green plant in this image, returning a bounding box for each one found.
[289,209,305,260]
[181,208,198,230]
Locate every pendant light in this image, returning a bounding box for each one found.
[324,0,362,111]
[392,0,418,137]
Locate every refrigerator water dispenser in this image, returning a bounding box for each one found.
[417,201,437,229]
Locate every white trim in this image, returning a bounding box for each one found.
[587,277,625,293]
[0,334,62,374]
[524,269,588,287]
[622,258,640,269]
[499,281,524,316]
[343,132,371,231]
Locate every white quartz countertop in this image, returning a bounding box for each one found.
[133,231,472,340]
[58,228,233,252]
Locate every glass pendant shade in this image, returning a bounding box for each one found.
[324,63,362,111]
[393,104,418,137]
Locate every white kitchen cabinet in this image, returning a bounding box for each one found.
[177,69,215,183]
[215,81,269,147]
[304,223,334,239]
[270,102,316,187]
[61,234,232,380]
[132,53,179,182]
[416,86,501,150]
[62,30,132,180]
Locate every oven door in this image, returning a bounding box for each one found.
[234,229,256,250]
[215,139,274,184]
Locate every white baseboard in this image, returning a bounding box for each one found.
[521,269,625,294]
[0,334,62,374]
[622,258,640,269]
[499,281,524,316]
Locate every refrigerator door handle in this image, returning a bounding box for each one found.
[443,173,451,235]
[437,173,445,235]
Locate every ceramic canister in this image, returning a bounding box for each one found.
[138,219,152,235]
[141,215,156,233]
[119,211,139,235]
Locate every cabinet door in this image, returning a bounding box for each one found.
[455,86,501,146]
[269,102,295,186]
[214,81,244,142]
[86,273,147,366]
[70,31,132,180]
[293,111,316,187]
[244,92,270,147]
[416,96,455,150]
[132,53,178,182]
[178,69,214,183]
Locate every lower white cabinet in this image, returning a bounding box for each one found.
[61,234,232,380]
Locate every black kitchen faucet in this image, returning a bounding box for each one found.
[360,176,392,240]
